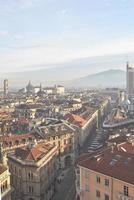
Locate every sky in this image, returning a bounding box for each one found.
[1,0,134,74]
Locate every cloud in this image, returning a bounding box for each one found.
[0,31,8,37]
[61,9,67,15]
[19,0,35,9]
[14,34,24,40]
[104,0,112,7]
[0,31,24,40]
[0,0,37,15]
[1,34,134,73]
[7,43,54,50]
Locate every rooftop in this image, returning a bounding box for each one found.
[64,113,86,127]
[79,145,134,185]
[39,122,75,138]
[0,133,34,143]
[13,142,55,162]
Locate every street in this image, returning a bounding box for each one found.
[53,167,76,200]
[53,128,97,200]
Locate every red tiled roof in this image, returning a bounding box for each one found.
[118,142,134,154]
[79,146,134,185]
[15,143,55,161]
[0,133,34,142]
[108,135,127,144]
[64,113,86,127]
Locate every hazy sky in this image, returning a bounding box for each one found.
[1,0,134,73]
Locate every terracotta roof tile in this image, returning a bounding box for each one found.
[15,142,55,162]
[64,113,86,127]
[79,146,134,185]
[0,133,34,142]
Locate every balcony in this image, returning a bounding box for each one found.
[117,193,133,200]
[1,187,13,199]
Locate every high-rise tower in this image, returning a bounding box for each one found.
[3,79,8,96]
[126,62,134,101]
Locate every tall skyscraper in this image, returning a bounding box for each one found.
[3,79,8,96]
[126,62,134,101]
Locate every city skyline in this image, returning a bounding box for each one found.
[0,1,134,200]
[1,0,134,74]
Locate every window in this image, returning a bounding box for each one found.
[69,138,72,144]
[28,186,34,194]
[28,172,33,180]
[96,176,101,183]
[19,169,21,176]
[96,190,100,198]
[105,194,109,200]
[85,184,89,192]
[15,167,16,174]
[28,186,31,193]
[124,186,129,196]
[5,181,8,189]
[31,186,34,194]
[58,141,60,147]
[105,179,109,186]
[85,171,89,179]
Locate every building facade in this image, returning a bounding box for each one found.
[35,121,77,169]
[126,62,134,101]
[3,79,8,97]
[8,142,58,200]
[77,144,134,200]
[0,164,12,200]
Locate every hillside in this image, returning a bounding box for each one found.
[67,69,126,88]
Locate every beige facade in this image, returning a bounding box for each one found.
[35,122,76,169]
[77,144,134,200]
[0,165,12,200]
[80,167,134,200]
[55,85,65,94]
[80,110,98,146]
[8,142,58,200]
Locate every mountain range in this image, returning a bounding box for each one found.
[4,69,126,89]
[2,53,129,89]
[67,69,126,88]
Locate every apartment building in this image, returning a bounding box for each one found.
[8,141,58,200]
[35,121,77,169]
[0,164,12,200]
[77,144,134,200]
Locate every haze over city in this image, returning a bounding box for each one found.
[1,0,134,85]
[1,1,134,200]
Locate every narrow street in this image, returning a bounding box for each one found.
[53,127,97,200]
[53,167,76,200]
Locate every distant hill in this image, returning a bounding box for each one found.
[4,69,126,89]
[4,51,128,88]
[67,69,126,88]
